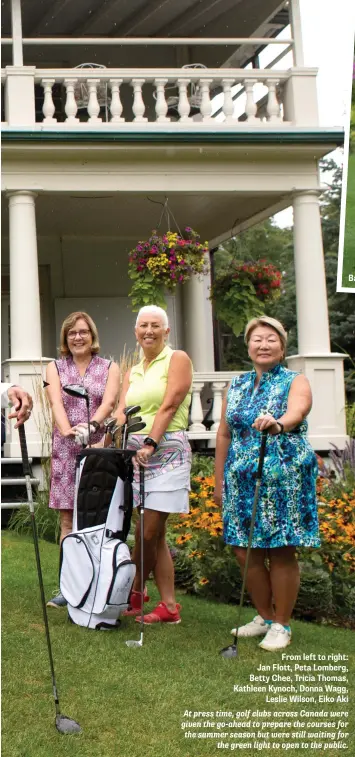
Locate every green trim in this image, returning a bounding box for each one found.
[1,128,344,146]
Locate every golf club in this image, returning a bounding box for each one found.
[18,424,82,734]
[220,430,268,659]
[126,465,145,649]
[63,384,91,447]
[122,406,142,449]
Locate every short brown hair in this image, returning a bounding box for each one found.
[244,316,288,353]
[59,311,100,357]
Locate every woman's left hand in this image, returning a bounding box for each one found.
[134,445,155,468]
[252,413,280,435]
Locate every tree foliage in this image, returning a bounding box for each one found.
[212,157,355,397]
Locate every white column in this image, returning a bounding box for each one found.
[292,190,330,354]
[289,0,305,66]
[11,0,23,66]
[8,191,42,359]
[182,267,215,371]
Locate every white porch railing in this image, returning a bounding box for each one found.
[1,66,319,129]
[188,371,242,442]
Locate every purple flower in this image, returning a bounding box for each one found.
[185,226,192,232]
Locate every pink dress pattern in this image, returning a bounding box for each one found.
[48,355,110,510]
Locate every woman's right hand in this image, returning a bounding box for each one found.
[62,427,77,438]
[213,484,223,507]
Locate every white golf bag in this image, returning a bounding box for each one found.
[59,448,136,630]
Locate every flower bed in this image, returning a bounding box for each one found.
[167,456,355,624]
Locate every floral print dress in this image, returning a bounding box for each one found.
[223,364,320,548]
[48,355,110,511]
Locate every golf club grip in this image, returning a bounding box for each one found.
[139,466,144,505]
[18,424,32,476]
[256,431,268,478]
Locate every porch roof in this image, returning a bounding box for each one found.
[1,0,289,69]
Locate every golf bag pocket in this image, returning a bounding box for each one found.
[93,540,135,613]
[60,527,101,609]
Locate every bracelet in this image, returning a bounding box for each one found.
[276,421,284,434]
[90,420,100,432]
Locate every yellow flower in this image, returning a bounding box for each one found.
[176,533,193,545]
[199,577,209,585]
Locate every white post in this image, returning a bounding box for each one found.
[131,79,148,122]
[210,381,227,432]
[221,78,235,124]
[41,79,57,123]
[266,80,281,122]
[177,79,191,121]
[154,78,169,122]
[109,79,124,122]
[11,0,23,66]
[199,79,213,121]
[292,190,330,354]
[7,191,42,359]
[87,79,101,123]
[244,79,258,123]
[289,0,305,66]
[182,266,215,372]
[188,382,206,432]
[64,79,79,123]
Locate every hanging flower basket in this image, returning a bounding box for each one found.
[128,227,209,310]
[210,259,282,337]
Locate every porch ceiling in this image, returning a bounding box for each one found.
[1,0,288,69]
[1,190,286,243]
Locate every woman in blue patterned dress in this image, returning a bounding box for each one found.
[214,316,319,652]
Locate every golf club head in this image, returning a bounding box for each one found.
[127,421,146,434]
[104,417,117,432]
[127,415,142,426]
[125,639,143,648]
[124,405,141,418]
[55,714,82,734]
[63,384,89,401]
[219,643,238,659]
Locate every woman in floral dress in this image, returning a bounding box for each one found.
[214,316,319,651]
[45,311,119,607]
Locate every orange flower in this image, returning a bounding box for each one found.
[199,577,209,585]
[176,534,193,545]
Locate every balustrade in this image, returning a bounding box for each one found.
[0,67,302,128]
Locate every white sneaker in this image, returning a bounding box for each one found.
[259,623,291,651]
[231,615,270,638]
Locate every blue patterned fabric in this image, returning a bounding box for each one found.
[223,364,320,548]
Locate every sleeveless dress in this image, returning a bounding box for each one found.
[125,346,192,513]
[223,364,320,548]
[48,355,110,511]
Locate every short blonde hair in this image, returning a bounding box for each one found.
[59,311,100,357]
[245,316,288,353]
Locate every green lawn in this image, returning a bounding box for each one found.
[343,151,355,287]
[2,531,355,757]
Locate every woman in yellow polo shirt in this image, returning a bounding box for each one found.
[114,305,192,624]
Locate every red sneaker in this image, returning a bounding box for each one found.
[135,601,181,625]
[122,588,150,617]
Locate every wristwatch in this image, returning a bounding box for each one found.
[90,420,100,432]
[143,436,158,450]
[276,421,284,434]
